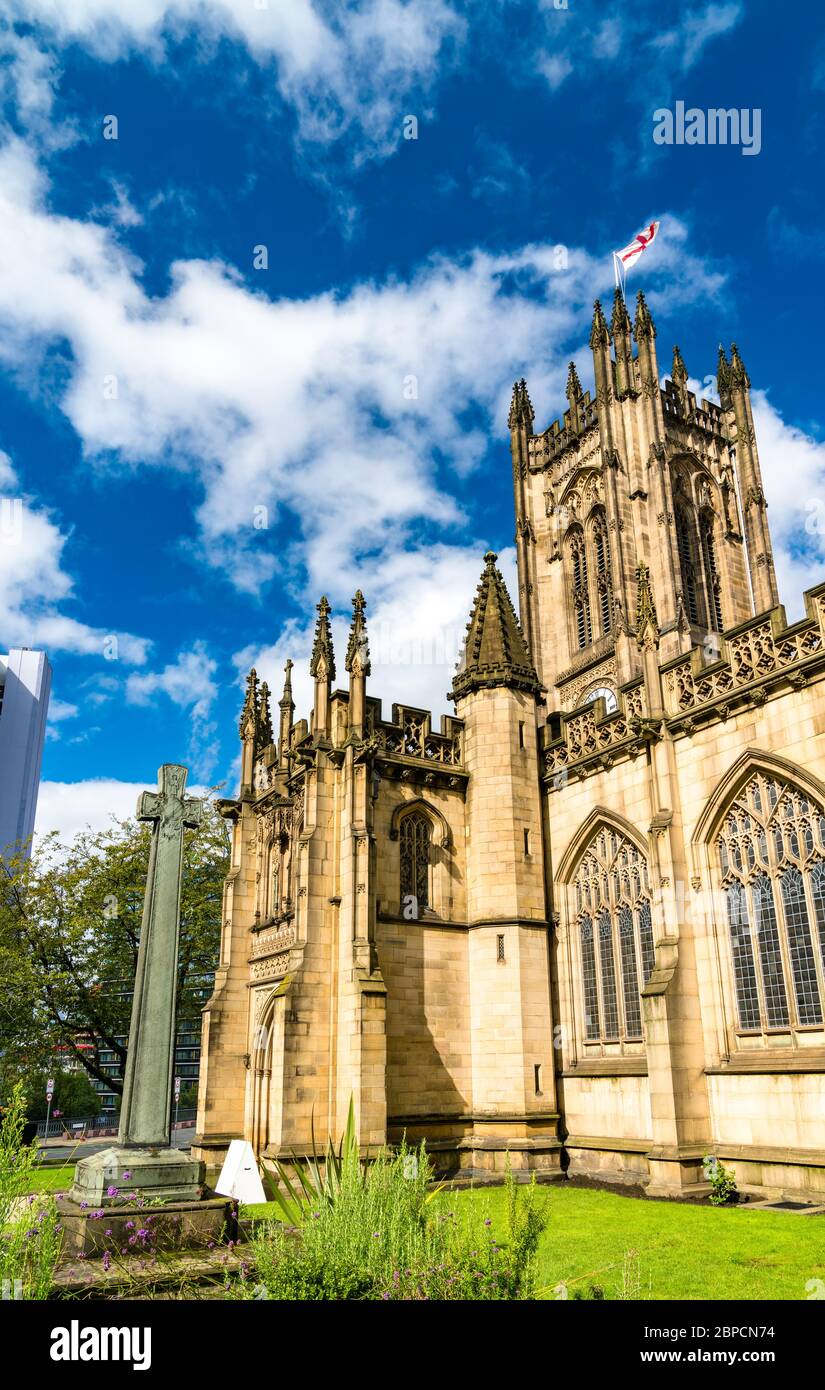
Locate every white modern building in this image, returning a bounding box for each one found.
[0,649,51,858]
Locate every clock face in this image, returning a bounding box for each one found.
[584,685,618,714]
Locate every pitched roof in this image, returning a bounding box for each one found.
[451,552,541,701]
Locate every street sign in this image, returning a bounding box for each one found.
[174,1076,181,1101]
[46,1078,54,1100]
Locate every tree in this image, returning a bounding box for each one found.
[22,1069,101,1123]
[0,797,229,1100]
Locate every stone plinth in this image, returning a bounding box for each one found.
[70,1145,204,1206]
[59,1194,232,1259]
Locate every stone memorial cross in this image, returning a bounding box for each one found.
[118,764,203,1149]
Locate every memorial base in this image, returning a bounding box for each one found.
[70,1145,205,1206]
[58,1195,233,1259]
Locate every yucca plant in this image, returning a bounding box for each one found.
[262,1096,359,1226]
[261,1098,443,1226]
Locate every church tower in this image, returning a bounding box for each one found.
[512,290,778,713]
[451,553,561,1168]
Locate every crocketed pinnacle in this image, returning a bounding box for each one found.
[589,298,610,350]
[508,378,535,432]
[611,286,632,338]
[345,589,371,677]
[239,667,259,739]
[635,562,659,650]
[257,681,273,747]
[451,552,540,701]
[716,344,731,402]
[279,658,294,712]
[672,344,688,387]
[729,342,750,391]
[310,595,336,683]
[634,289,656,341]
[566,360,583,404]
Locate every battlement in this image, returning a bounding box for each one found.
[661,378,726,436]
[528,388,599,465]
[542,584,825,784]
[365,696,464,768]
[662,585,825,724]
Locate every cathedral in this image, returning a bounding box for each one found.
[194,290,825,1201]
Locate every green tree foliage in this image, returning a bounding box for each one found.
[22,1068,101,1122]
[0,799,229,1099]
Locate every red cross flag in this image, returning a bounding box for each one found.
[615,221,659,270]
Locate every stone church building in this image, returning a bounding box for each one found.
[195,291,825,1200]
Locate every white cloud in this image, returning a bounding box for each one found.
[235,543,519,722]
[0,138,724,621]
[750,392,825,621]
[7,0,465,162]
[35,775,211,840]
[126,641,220,779]
[0,448,151,662]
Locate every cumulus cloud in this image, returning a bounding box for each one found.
[0,447,150,662]
[126,641,220,779]
[35,775,211,840]
[5,0,465,162]
[0,138,725,613]
[234,544,519,722]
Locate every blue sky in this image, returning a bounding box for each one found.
[0,0,823,838]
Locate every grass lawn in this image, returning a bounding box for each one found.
[242,1182,825,1300]
[25,1168,825,1299]
[23,1164,74,1195]
[455,1184,825,1300]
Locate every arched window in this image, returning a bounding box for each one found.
[399,810,431,916]
[568,528,592,650]
[590,511,613,636]
[700,512,723,632]
[716,773,825,1033]
[573,827,654,1042]
[675,504,702,625]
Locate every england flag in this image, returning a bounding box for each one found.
[614,221,660,274]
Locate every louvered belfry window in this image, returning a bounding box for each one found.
[568,528,592,650]
[573,827,654,1042]
[400,810,431,915]
[717,773,825,1033]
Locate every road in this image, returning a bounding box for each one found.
[37,1126,195,1163]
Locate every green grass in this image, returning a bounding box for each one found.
[242,1182,825,1300]
[457,1184,825,1300]
[23,1164,74,1195]
[27,1168,825,1299]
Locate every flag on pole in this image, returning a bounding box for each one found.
[613,221,659,296]
[615,221,659,272]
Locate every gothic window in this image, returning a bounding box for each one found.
[716,773,825,1033]
[573,827,653,1043]
[400,810,431,916]
[568,527,592,650]
[590,510,613,636]
[675,504,702,625]
[700,511,723,632]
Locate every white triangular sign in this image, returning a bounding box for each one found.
[215,1139,266,1204]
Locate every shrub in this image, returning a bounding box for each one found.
[248,1144,547,1301]
[704,1155,740,1206]
[0,1083,61,1298]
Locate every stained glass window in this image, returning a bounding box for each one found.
[716,773,825,1032]
[399,810,431,915]
[573,827,652,1042]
